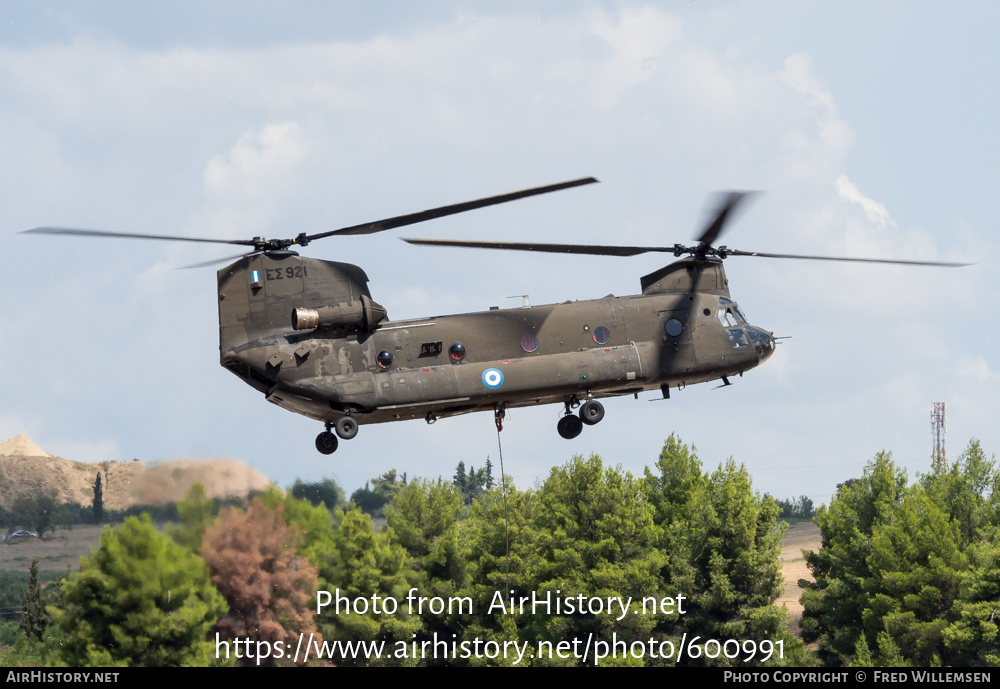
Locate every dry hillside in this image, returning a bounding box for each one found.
[0,433,271,510]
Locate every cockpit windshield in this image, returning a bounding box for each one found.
[717,297,748,326]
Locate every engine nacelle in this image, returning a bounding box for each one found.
[292,294,388,332]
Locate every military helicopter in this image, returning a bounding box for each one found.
[24,178,967,455]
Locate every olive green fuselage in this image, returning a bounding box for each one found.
[218,252,774,426]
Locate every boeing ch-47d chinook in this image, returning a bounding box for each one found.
[25,178,967,454]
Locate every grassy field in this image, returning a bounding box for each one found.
[0,526,107,574]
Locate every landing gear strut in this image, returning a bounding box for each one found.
[317,416,360,455]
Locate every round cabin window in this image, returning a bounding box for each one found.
[520,333,539,353]
[376,350,394,369]
[593,326,611,345]
[449,342,466,361]
[665,319,684,337]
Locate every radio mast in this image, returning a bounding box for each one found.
[931,402,947,470]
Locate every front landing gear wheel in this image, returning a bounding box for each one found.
[335,416,359,440]
[579,400,605,426]
[315,431,339,455]
[557,414,584,439]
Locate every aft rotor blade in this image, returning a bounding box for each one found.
[306,177,599,241]
[403,237,673,257]
[724,249,971,267]
[22,227,258,247]
[405,238,972,267]
[695,191,758,247]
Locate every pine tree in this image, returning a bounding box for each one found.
[800,451,908,664]
[454,460,494,504]
[468,465,479,500]
[351,470,406,516]
[800,442,1000,666]
[314,505,421,666]
[386,478,466,654]
[645,435,797,666]
[92,473,104,524]
[453,461,468,495]
[45,515,228,666]
[529,454,665,665]
[693,459,786,641]
[18,556,45,640]
[483,457,494,490]
[460,483,540,666]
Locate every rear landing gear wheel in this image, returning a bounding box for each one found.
[335,416,359,440]
[579,400,605,426]
[315,431,339,455]
[557,414,584,439]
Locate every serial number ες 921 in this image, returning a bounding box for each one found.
[266,266,308,280]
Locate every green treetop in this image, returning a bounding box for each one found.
[45,515,228,667]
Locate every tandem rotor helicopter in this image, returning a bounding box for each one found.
[24,178,968,455]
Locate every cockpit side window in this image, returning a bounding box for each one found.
[718,297,747,326]
[727,328,750,349]
[719,308,739,327]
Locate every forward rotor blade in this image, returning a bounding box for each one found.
[724,249,972,267]
[22,227,258,247]
[695,191,758,246]
[307,177,598,241]
[176,252,256,269]
[403,237,672,257]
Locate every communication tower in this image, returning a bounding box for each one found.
[931,402,946,470]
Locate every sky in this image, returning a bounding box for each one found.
[0,1,996,506]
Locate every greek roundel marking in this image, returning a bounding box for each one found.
[482,368,504,389]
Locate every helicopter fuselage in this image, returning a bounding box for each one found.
[218,251,775,448]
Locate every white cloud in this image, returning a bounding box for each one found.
[587,7,681,106]
[955,356,998,384]
[203,122,310,203]
[776,53,835,111]
[776,53,855,180]
[835,174,890,229]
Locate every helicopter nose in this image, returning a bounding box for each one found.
[747,327,776,363]
[760,332,776,362]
